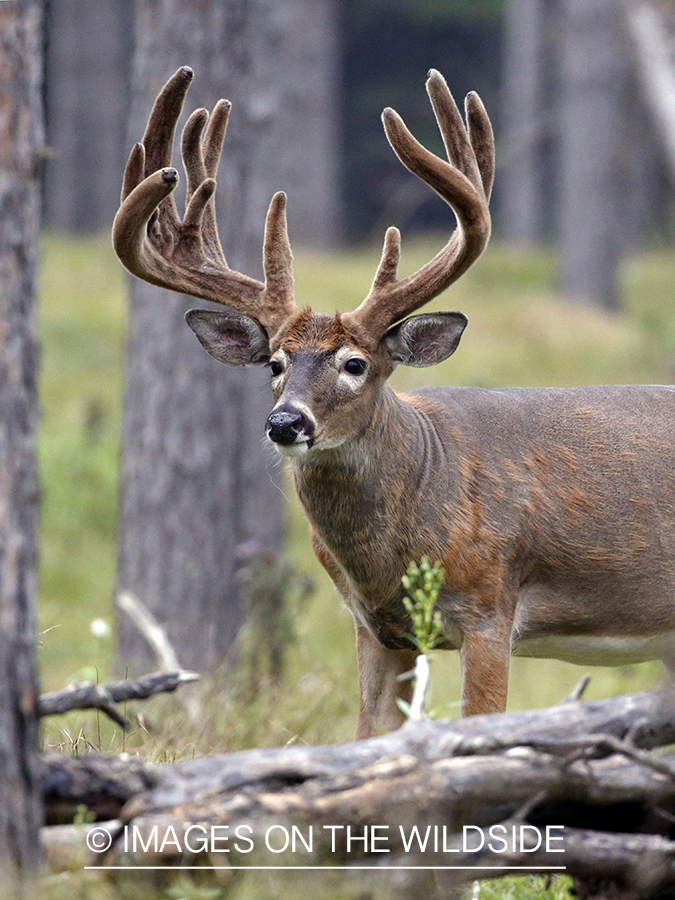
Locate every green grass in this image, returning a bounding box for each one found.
[38,233,126,691]
[35,231,675,899]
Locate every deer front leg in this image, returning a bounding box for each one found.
[355,623,419,739]
[459,625,511,716]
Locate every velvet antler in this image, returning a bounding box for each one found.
[112,66,297,338]
[342,70,494,347]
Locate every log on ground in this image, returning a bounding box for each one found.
[39,687,675,896]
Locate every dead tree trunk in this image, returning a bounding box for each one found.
[0,0,44,879]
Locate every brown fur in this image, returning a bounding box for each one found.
[272,310,366,355]
[268,339,675,737]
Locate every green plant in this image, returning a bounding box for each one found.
[72,804,96,825]
[396,558,447,720]
[401,557,445,653]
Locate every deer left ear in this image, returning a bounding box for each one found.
[185,309,271,366]
[383,312,468,368]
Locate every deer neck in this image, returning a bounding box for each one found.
[290,387,441,599]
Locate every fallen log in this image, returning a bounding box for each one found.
[43,753,157,825]
[39,686,675,897]
[41,685,675,821]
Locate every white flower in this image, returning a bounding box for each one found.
[90,618,112,639]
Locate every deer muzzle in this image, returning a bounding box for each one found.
[266,405,316,451]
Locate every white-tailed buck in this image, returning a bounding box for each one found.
[114,67,675,738]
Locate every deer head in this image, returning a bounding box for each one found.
[113,66,494,458]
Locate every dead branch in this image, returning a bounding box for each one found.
[117,592,203,724]
[38,670,199,729]
[116,592,181,672]
[565,673,592,702]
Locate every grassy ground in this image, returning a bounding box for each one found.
[36,231,675,898]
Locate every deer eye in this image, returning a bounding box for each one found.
[344,358,367,376]
[269,360,283,377]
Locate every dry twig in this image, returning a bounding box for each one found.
[38,670,199,729]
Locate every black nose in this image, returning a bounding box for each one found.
[266,407,315,445]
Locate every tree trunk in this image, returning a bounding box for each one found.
[0,0,44,879]
[501,0,548,244]
[117,0,338,675]
[558,0,626,309]
[266,0,339,248]
[44,0,133,233]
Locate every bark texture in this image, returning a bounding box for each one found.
[501,0,666,302]
[0,0,44,878]
[117,0,338,675]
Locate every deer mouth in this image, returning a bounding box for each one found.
[273,436,315,458]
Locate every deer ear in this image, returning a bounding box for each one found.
[383,312,468,368]
[185,309,270,367]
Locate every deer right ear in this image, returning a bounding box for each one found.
[185,309,270,367]
[383,312,468,368]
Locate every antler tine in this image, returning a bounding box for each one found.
[465,90,495,202]
[112,67,297,337]
[143,66,194,174]
[136,66,195,232]
[181,108,210,205]
[181,100,231,265]
[342,70,493,346]
[120,142,146,204]
[263,191,295,311]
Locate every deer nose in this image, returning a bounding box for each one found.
[266,407,315,445]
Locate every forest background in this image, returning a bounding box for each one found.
[1,0,672,895]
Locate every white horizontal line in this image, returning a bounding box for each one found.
[85,865,567,871]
